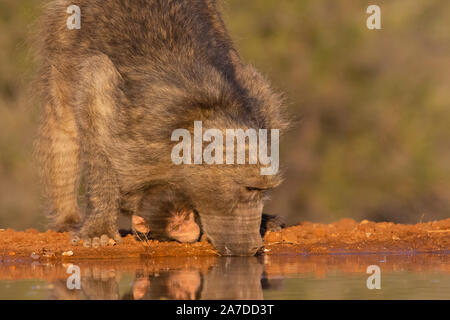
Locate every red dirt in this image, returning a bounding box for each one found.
[0,218,448,262]
[264,218,450,255]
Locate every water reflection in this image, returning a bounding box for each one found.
[0,254,448,299]
[47,257,267,300]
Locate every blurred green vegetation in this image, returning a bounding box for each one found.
[0,0,449,230]
[0,0,42,230]
[224,0,450,224]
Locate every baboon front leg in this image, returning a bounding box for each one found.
[71,54,125,247]
[77,150,122,246]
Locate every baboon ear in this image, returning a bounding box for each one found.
[187,211,195,221]
[132,215,150,233]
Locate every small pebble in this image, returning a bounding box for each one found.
[108,238,116,246]
[30,252,40,260]
[62,250,74,257]
[366,232,372,238]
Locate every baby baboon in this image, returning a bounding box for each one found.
[133,211,200,243]
[132,186,201,243]
[35,0,288,256]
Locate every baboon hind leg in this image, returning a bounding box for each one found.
[37,78,82,232]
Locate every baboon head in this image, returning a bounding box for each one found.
[181,163,282,256]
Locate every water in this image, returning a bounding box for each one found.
[0,254,448,299]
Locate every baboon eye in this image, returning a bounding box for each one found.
[245,186,272,200]
[246,187,267,192]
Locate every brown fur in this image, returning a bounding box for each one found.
[34,0,288,255]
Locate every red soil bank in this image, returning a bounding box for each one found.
[0,218,448,261]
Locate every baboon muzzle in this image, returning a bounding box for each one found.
[200,205,264,256]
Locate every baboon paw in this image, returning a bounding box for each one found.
[71,231,122,247]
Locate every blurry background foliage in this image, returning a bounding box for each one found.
[0,0,449,230]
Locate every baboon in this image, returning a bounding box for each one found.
[35,0,288,256]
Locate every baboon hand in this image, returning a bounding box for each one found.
[70,225,123,248]
[260,213,286,236]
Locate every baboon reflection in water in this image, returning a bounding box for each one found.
[51,257,280,300]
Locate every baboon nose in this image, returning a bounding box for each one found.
[216,242,262,256]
